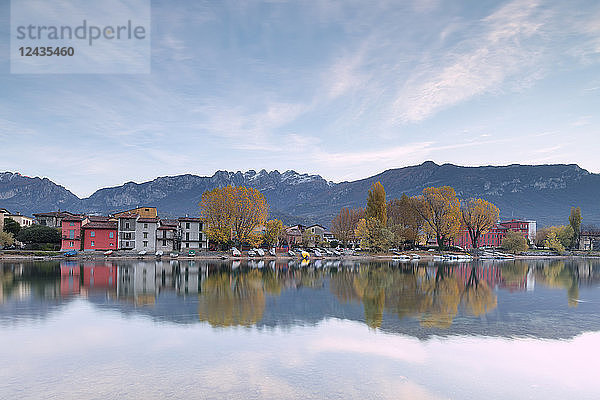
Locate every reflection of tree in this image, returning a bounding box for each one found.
[418,268,461,328]
[461,268,497,317]
[536,261,579,307]
[330,265,498,329]
[198,270,266,327]
[501,262,529,287]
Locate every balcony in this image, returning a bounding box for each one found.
[62,236,80,240]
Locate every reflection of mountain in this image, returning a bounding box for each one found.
[2,260,600,340]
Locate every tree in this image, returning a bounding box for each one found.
[545,230,565,253]
[413,186,461,249]
[302,229,318,247]
[262,219,283,247]
[0,231,14,247]
[387,195,423,248]
[569,207,582,248]
[16,225,61,245]
[3,218,21,236]
[460,198,500,249]
[331,207,364,245]
[199,186,268,247]
[354,218,393,252]
[366,181,387,225]
[501,230,528,253]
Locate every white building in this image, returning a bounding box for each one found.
[178,217,208,251]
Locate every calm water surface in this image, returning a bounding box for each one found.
[1,259,599,399]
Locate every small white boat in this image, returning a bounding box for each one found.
[288,250,296,257]
[394,254,411,261]
[170,252,179,258]
[256,248,265,257]
[332,250,341,256]
[325,249,333,256]
[155,250,163,257]
[314,249,323,257]
[410,254,421,260]
[103,250,113,256]
[138,250,147,256]
[232,247,241,257]
[269,248,276,256]
[248,250,256,257]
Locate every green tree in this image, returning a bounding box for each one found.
[262,219,283,247]
[569,207,582,248]
[545,230,565,254]
[0,231,15,247]
[3,218,21,236]
[366,181,387,225]
[501,230,528,253]
[355,217,393,252]
[16,225,61,247]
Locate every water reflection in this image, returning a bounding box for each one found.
[2,259,600,338]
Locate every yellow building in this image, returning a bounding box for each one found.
[113,207,158,219]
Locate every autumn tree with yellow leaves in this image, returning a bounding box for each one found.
[460,198,500,249]
[199,186,268,248]
[414,186,461,249]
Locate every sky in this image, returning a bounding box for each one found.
[1,0,600,197]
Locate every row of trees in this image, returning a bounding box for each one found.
[532,207,582,253]
[2,218,61,250]
[332,182,501,251]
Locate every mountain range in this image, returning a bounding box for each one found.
[1,161,599,227]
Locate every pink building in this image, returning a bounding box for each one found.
[453,219,532,249]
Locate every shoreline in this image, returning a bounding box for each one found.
[1,251,598,262]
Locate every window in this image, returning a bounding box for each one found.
[109,232,114,238]
[110,243,114,246]
[185,243,189,248]
[186,222,190,229]
[126,241,130,247]
[186,232,190,240]
[144,223,148,228]
[143,232,148,239]
[91,241,95,247]
[90,231,95,237]
[162,240,167,246]
[69,241,74,247]
[69,230,75,239]
[125,222,130,229]
[143,241,148,247]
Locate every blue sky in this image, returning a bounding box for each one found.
[1,0,600,197]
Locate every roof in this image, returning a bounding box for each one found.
[157,225,176,231]
[138,217,158,223]
[62,215,85,222]
[33,211,75,218]
[307,224,327,230]
[116,212,139,219]
[87,215,111,222]
[178,217,203,222]
[83,221,117,230]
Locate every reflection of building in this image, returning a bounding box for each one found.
[117,263,156,303]
[83,263,117,290]
[60,262,80,296]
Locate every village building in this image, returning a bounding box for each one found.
[33,211,78,228]
[306,224,326,243]
[117,212,138,250]
[113,207,157,219]
[82,219,117,251]
[61,215,85,251]
[178,217,207,250]
[156,219,178,253]
[285,224,305,245]
[5,213,34,228]
[135,217,158,252]
[452,219,535,249]
[0,208,7,233]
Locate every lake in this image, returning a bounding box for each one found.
[1,258,599,399]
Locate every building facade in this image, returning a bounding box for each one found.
[117,213,138,250]
[61,215,84,251]
[82,221,117,251]
[452,219,535,249]
[33,211,77,228]
[5,213,34,228]
[156,219,178,253]
[135,218,158,252]
[178,217,207,250]
[113,207,157,219]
